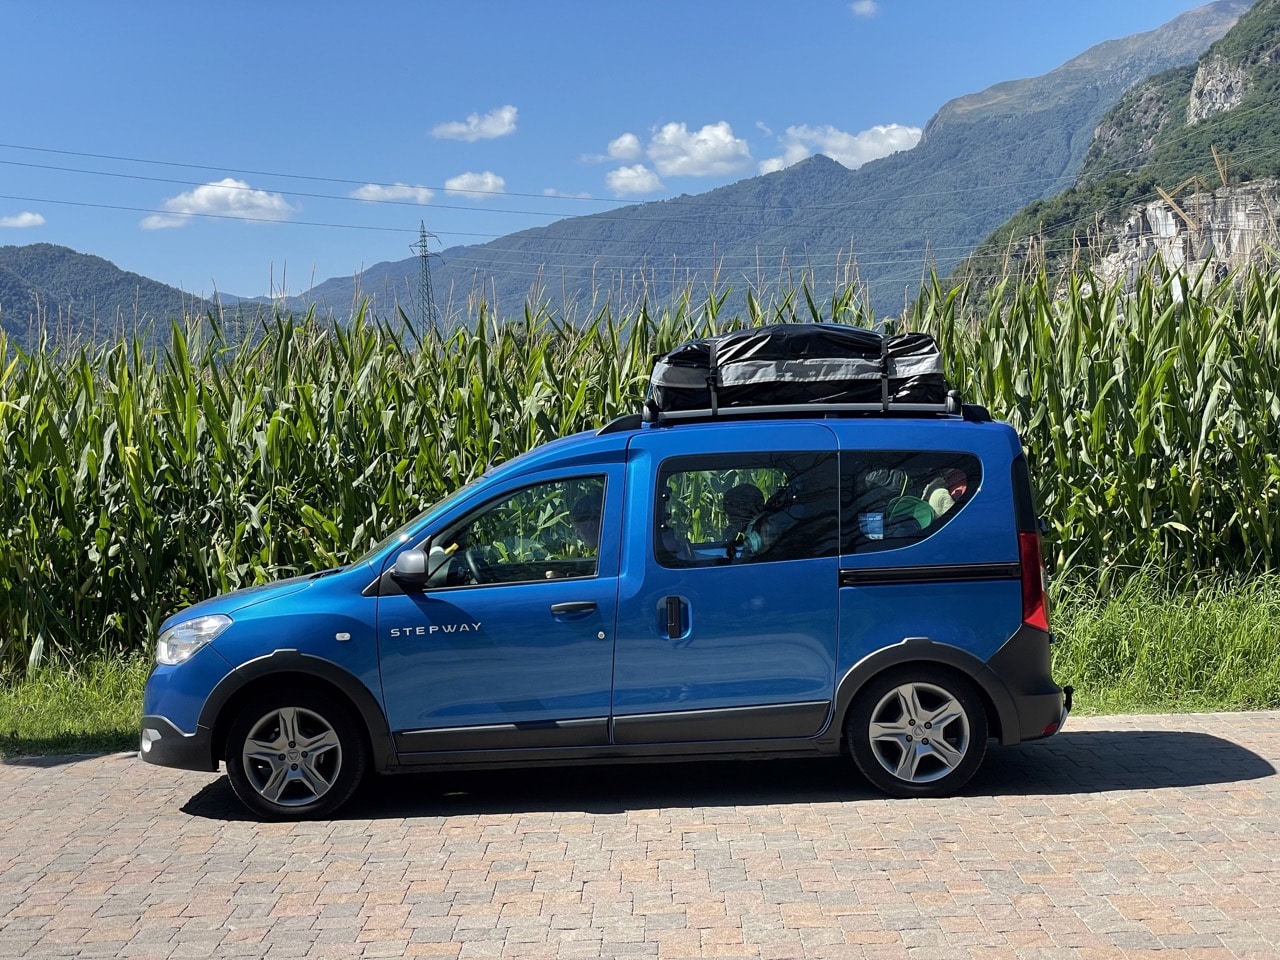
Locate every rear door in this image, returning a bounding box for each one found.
[611,423,840,744]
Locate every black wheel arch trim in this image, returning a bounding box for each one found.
[199,650,395,769]
[831,636,1022,747]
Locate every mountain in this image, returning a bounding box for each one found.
[0,3,1251,339]
[290,0,1250,321]
[0,244,219,348]
[957,0,1280,287]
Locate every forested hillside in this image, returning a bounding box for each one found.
[958,0,1280,284]
[0,244,215,346]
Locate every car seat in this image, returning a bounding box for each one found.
[722,484,764,560]
[742,477,836,562]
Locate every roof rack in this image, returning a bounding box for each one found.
[640,390,965,425]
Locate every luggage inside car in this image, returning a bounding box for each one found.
[644,323,949,420]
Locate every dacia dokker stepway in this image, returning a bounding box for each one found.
[141,324,1071,819]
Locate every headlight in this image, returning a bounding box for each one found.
[155,614,232,665]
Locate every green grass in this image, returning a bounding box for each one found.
[1052,571,1280,716]
[0,655,149,757]
[1,574,1277,757]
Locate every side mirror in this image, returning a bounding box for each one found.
[391,542,459,588]
[391,548,430,586]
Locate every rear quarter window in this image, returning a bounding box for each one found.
[841,450,982,554]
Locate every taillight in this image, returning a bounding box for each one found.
[1018,530,1050,631]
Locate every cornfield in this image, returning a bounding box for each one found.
[1,266,1278,674]
[914,265,1280,580]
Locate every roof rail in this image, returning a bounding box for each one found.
[597,413,643,435]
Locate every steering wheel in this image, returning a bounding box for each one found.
[463,546,495,584]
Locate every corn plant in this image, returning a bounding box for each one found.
[0,294,734,673]
[914,261,1280,583]
[2,262,1279,675]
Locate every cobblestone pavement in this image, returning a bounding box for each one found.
[2,711,1279,959]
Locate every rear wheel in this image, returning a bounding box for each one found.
[847,667,987,798]
[225,688,367,820]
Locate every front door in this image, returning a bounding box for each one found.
[378,470,621,754]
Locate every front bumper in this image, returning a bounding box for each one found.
[138,715,218,772]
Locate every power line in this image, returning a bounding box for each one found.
[0,157,617,222]
[0,138,1131,218]
[0,141,613,205]
[6,97,1278,239]
[0,194,424,235]
[4,101,1278,288]
[10,111,1265,220]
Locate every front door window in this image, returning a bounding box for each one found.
[426,476,606,587]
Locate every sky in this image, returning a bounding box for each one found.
[0,0,1226,300]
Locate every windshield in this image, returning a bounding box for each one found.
[350,477,485,567]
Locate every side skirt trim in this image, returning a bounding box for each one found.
[395,717,607,753]
[611,700,831,745]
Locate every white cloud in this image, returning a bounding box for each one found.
[432,105,518,142]
[760,122,922,173]
[606,164,664,196]
[140,215,189,230]
[759,142,812,175]
[581,132,645,165]
[851,1,879,17]
[608,133,643,161]
[648,121,752,177]
[544,188,592,199]
[0,211,45,228]
[350,183,434,204]
[444,171,507,199]
[140,178,296,230]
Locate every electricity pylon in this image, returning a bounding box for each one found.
[412,221,440,335]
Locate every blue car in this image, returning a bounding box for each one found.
[141,369,1070,819]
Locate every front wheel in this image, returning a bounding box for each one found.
[847,667,988,798]
[225,688,367,820]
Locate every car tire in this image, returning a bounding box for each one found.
[847,666,988,798]
[224,687,367,820]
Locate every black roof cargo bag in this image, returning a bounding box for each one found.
[644,323,948,420]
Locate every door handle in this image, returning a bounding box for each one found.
[550,601,597,615]
[665,596,688,638]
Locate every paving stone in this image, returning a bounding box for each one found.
[3,713,1280,957]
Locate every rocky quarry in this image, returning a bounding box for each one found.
[1098,40,1280,291]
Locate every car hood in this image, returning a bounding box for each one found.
[160,570,332,628]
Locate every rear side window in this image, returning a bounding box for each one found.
[656,452,839,567]
[841,451,982,554]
